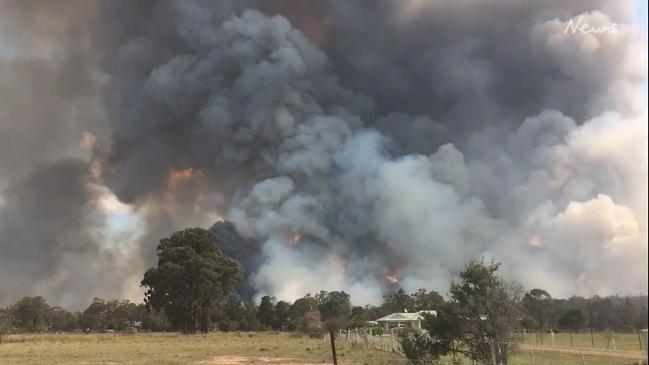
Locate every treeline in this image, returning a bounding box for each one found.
[0,289,646,334]
[0,227,646,335]
[0,297,164,333]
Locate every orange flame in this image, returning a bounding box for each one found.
[529,235,543,247]
[290,233,302,246]
[167,168,205,189]
[385,274,400,284]
[385,267,403,284]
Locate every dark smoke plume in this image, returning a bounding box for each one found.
[0,0,646,306]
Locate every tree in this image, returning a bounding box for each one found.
[273,301,291,330]
[11,296,49,332]
[0,307,12,343]
[400,308,456,364]
[141,228,240,334]
[290,294,319,330]
[257,296,275,329]
[417,260,523,365]
[349,306,367,328]
[47,306,77,332]
[522,289,553,331]
[383,288,415,313]
[411,289,445,311]
[399,327,443,364]
[559,309,587,331]
[79,298,107,330]
[453,261,523,365]
[318,291,351,365]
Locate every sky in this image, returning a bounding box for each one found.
[0,0,647,309]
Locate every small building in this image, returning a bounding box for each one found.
[375,310,437,331]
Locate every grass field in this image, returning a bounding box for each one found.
[0,332,645,365]
[522,331,646,352]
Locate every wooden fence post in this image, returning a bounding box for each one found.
[529,344,536,365]
[579,347,585,365]
[550,329,555,347]
[638,330,643,352]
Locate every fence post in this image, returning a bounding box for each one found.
[579,347,585,365]
[550,329,555,347]
[590,328,594,347]
[638,330,643,352]
[529,344,536,365]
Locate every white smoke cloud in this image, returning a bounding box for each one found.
[0,1,646,307]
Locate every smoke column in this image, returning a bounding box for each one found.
[0,0,646,307]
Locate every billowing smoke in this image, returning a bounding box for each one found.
[0,0,646,307]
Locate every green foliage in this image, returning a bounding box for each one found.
[141,228,241,334]
[519,314,538,330]
[0,306,13,342]
[317,291,351,332]
[399,327,451,363]
[78,298,140,331]
[257,296,275,329]
[411,289,445,311]
[348,306,367,328]
[211,295,262,331]
[559,308,587,330]
[289,294,319,330]
[273,301,291,330]
[419,260,523,365]
[11,296,49,332]
[141,309,169,331]
[383,288,415,313]
[522,289,553,330]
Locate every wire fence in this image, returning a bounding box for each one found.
[333,328,648,365]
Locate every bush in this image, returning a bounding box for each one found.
[399,328,451,364]
[399,328,435,363]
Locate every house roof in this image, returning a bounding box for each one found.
[375,310,437,322]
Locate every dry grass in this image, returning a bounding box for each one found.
[0,332,645,365]
[522,331,646,352]
[0,332,402,365]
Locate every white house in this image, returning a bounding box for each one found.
[375,310,437,331]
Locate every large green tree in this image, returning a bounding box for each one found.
[383,288,415,313]
[318,291,351,365]
[141,228,240,334]
[522,289,553,331]
[411,289,445,311]
[449,260,523,365]
[257,296,276,329]
[411,260,523,365]
[273,300,291,330]
[11,296,49,332]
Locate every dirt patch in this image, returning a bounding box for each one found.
[200,356,325,364]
